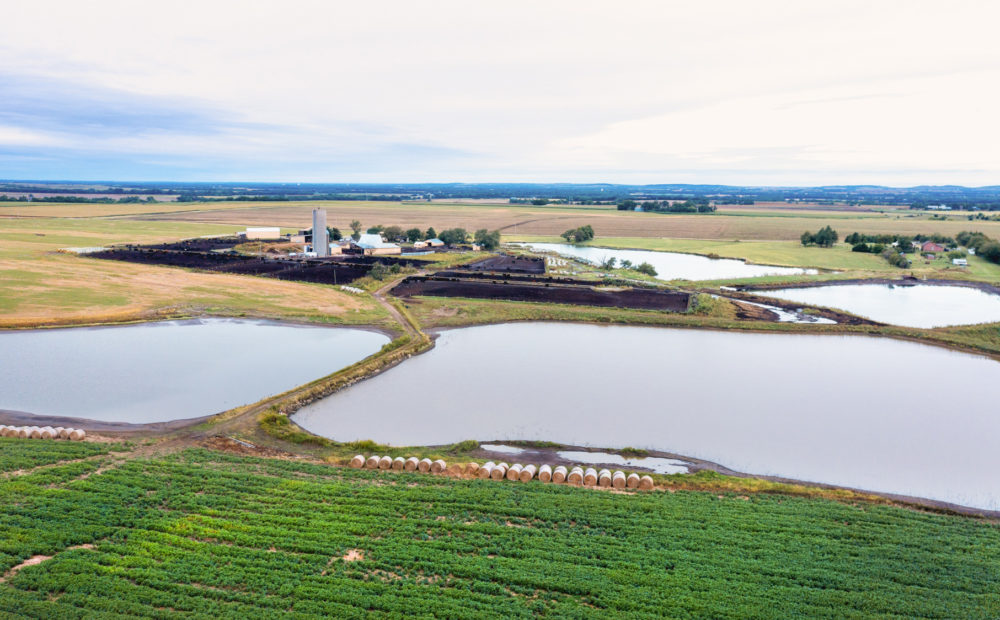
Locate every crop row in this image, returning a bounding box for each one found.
[0,437,122,473]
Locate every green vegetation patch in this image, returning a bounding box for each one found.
[0,438,129,473]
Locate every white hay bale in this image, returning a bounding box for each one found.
[17,427,30,439]
[349,454,366,468]
[392,457,406,470]
[519,464,537,482]
[53,427,65,439]
[431,459,447,473]
[626,473,641,489]
[1,426,16,437]
[405,456,419,471]
[583,468,598,486]
[59,427,72,439]
[491,462,509,480]
[552,465,568,483]
[29,426,43,439]
[538,464,553,482]
[418,458,432,473]
[364,455,378,469]
[40,427,56,440]
[69,429,86,441]
[598,469,612,488]
[378,455,393,470]
[477,462,496,479]
[567,466,584,485]
[506,463,523,481]
[466,462,480,475]
[638,475,654,490]
[612,471,627,489]
[0,425,8,435]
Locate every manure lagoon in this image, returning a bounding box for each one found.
[295,322,1000,511]
[0,319,389,423]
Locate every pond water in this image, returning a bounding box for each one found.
[294,322,1000,511]
[0,319,389,423]
[756,283,1000,328]
[519,242,817,281]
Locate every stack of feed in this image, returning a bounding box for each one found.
[0,425,86,441]
[351,455,449,475]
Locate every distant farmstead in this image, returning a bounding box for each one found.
[354,233,401,256]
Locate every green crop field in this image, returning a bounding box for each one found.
[0,438,129,473]
[0,445,997,618]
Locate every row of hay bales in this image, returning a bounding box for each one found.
[0,425,87,440]
[349,454,654,490]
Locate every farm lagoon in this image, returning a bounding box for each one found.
[0,319,389,423]
[755,283,1000,328]
[520,242,818,280]
[295,322,1000,511]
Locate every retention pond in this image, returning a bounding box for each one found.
[294,322,1000,511]
[519,243,817,280]
[0,319,389,424]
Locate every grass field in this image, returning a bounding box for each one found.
[0,217,389,328]
[0,445,997,618]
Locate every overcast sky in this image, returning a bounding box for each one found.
[2,1,999,185]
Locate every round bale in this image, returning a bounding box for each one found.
[0,426,14,437]
[477,462,495,479]
[552,465,567,483]
[392,457,406,470]
[538,464,553,482]
[466,462,481,476]
[59,427,72,439]
[612,471,627,489]
[638,475,655,490]
[626,473,641,489]
[40,427,56,440]
[405,456,419,471]
[583,468,598,486]
[378,456,393,470]
[366,455,380,469]
[491,462,509,480]
[53,427,66,440]
[519,464,537,482]
[418,458,432,473]
[0,425,8,436]
[29,426,43,439]
[506,464,523,481]
[598,469,612,487]
[17,427,30,439]
[431,459,447,473]
[69,429,86,441]
[567,466,584,485]
[349,454,366,468]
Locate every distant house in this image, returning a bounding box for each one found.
[953,258,968,266]
[921,241,946,254]
[354,233,401,256]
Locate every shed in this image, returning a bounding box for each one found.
[354,234,402,256]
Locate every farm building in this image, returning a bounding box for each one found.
[241,227,281,240]
[953,258,968,266]
[412,240,428,249]
[354,233,401,256]
[921,241,946,254]
[425,238,445,247]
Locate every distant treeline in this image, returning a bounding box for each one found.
[0,194,158,203]
[616,199,716,213]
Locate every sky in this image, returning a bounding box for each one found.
[2,0,999,186]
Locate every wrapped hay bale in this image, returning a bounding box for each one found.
[567,466,584,485]
[1,426,16,437]
[598,469,612,487]
[638,475,654,490]
[583,468,598,486]
[477,462,496,479]
[17,427,30,439]
[59,427,72,439]
[29,426,43,439]
[53,427,66,440]
[431,459,447,473]
[366,455,380,469]
[40,427,56,440]
[0,425,8,436]
[626,473,641,489]
[519,464,537,482]
[551,465,567,483]
[378,456,393,470]
[69,429,86,441]
[349,454,366,468]
[418,458,432,472]
[392,457,406,470]
[506,464,523,481]
[405,456,419,471]
[612,471,627,489]
[538,464,553,482]
[466,462,480,476]
[490,462,509,480]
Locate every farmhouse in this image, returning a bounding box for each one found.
[921,241,946,254]
[354,233,402,256]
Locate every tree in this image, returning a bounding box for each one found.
[561,225,595,243]
[801,231,815,246]
[979,241,1000,264]
[801,226,837,247]
[438,228,469,245]
[634,262,657,276]
[382,226,404,241]
[425,227,437,240]
[474,229,501,250]
[368,262,390,280]
[601,256,616,269]
[327,226,342,241]
[406,228,423,242]
[366,225,384,234]
[621,259,633,269]
[350,220,363,235]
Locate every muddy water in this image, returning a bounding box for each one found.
[756,283,1000,328]
[295,323,1000,510]
[0,319,389,423]
[520,243,817,280]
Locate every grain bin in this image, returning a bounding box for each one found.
[405,456,419,471]
[392,457,406,470]
[638,475,654,490]
[626,473,641,489]
[478,462,496,479]
[538,464,553,482]
[567,466,584,485]
[491,462,509,480]
[506,464,523,481]
[552,465,568,483]
[418,458,432,472]
[466,462,480,476]
[598,469,612,487]
[583,468,598,486]
[365,455,380,469]
[612,471,627,489]
[519,464,537,482]
[69,429,86,441]
[431,459,447,473]
[349,455,365,468]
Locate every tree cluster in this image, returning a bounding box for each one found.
[561,225,595,243]
[800,226,838,247]
[617,199,715,213]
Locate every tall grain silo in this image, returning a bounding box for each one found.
[312,209,329,256]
